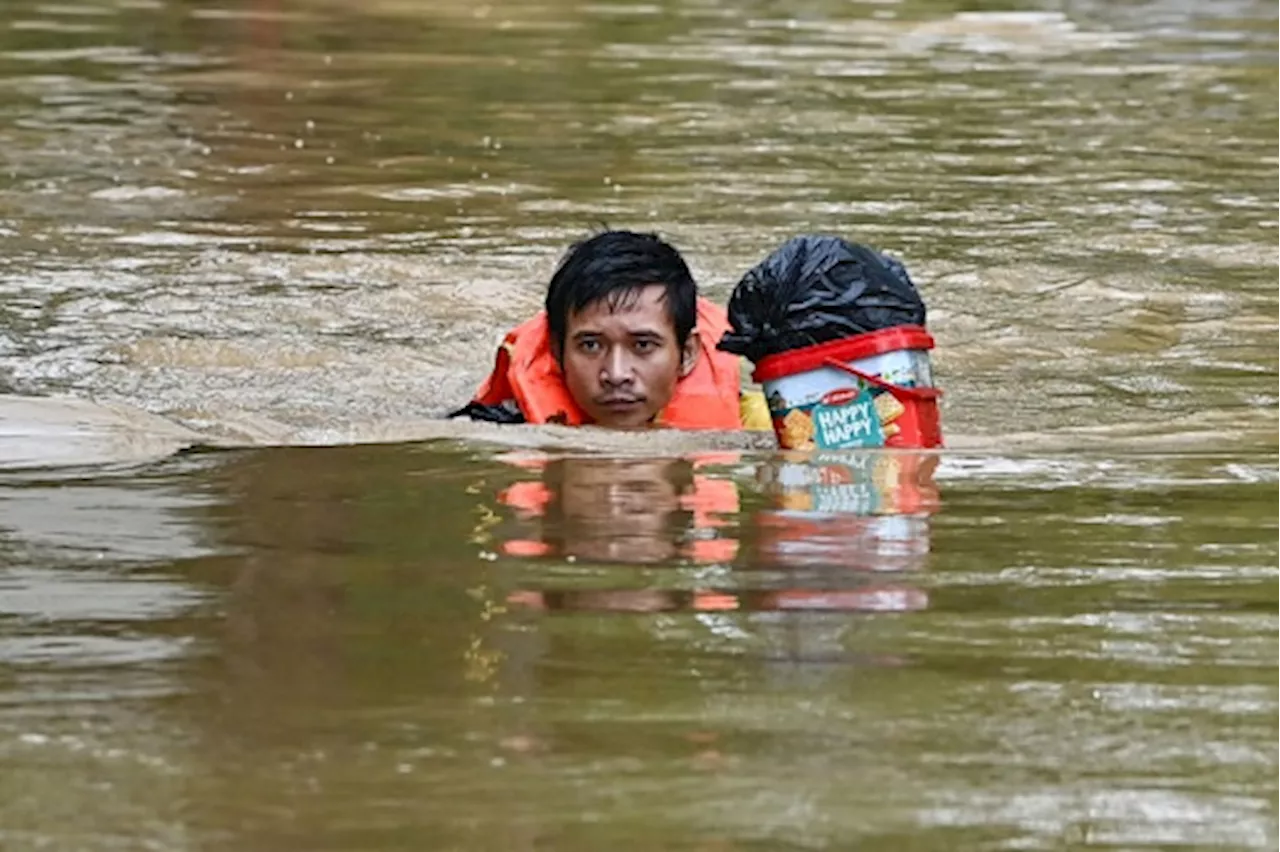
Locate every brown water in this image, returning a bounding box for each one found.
[0,0,1277,849]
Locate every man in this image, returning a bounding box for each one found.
[452,230,769,430]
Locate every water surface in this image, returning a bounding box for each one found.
[0,0,1275,848]
[2,446,1276,849]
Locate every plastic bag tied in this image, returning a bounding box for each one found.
[717,235,926,363]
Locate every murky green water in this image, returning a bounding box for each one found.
[0,0,1276,849]
[2,447,1276,849]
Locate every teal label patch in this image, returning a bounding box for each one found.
[812,388,884,450]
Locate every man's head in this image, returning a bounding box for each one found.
[545,230,700,428]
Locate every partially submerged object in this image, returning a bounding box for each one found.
[719,235,943,450]
[0,394,212,470]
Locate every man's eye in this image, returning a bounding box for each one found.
[633,339,657,353]
[578,339,601,353]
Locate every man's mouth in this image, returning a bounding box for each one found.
[599,396,643,409]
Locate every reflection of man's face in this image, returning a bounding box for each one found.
[555,458,686,563]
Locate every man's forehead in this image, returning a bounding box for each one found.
[569,284,674,330]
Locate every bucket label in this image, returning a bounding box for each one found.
[812,387,884,449]
[772,387,887,451]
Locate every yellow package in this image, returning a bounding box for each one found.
[739,389,773,432]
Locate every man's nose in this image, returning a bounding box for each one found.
[600,348,634,385]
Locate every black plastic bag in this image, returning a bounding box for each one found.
[717,235,926,363]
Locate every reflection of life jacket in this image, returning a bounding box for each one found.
[497,456,741,564]
[470,298,743,429]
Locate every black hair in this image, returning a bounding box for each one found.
[544,230,698,358]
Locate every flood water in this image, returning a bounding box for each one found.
[0,0,1276,849]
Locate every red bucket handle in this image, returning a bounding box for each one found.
[821,357,941,403]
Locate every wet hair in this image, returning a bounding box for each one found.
[545,230,698,358]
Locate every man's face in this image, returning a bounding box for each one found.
[561,285,697,428]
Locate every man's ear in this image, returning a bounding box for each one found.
[679,329,700,379]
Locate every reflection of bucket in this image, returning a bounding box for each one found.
[754,325,942,450]
[758,513,930,572]
[762,452,940,516]
[757,452,939,572]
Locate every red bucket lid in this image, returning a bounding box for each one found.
[753,325,934,383]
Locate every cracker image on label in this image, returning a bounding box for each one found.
[780,408,816,449]
[873,393,906,425]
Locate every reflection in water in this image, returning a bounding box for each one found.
[497,454,738,565]
[492,453,932,616]
[756,451,940,575]
[0,444,1275,850]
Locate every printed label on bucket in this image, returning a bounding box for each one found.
[812,388,883,449]
[771,386,900,450]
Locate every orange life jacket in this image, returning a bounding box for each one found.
[471,298,742,430]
